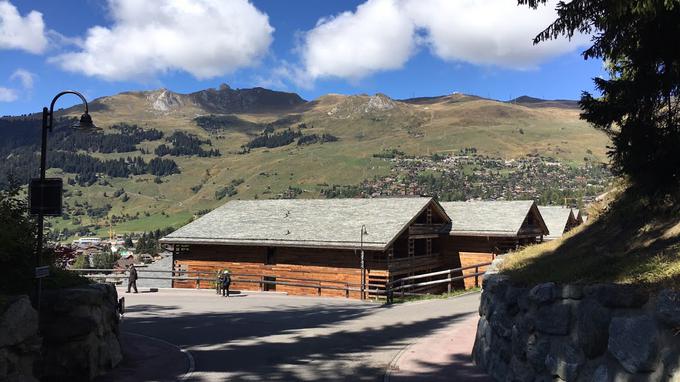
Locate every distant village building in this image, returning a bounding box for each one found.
[440,201,549,288]
[72,237,102,246]
[160,198,451,298]
[538,206,581,241]
[114,255,135,271]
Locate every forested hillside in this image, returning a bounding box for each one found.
[0,85,612,240]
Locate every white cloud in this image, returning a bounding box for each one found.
[296,0,589,83]
[0,0,47,54]
[10,68,35,89]
[52,0,274,81]
[301,0,415,81]
[403,0,589,70]
[0,87,17,102]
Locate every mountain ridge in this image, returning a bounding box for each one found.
[53,85,582,119]
[0,84,610,239]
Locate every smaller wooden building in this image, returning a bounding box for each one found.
[440,200,549,288]
[160,197,452,298]
[538,206,580,241]
[573,209,587,224]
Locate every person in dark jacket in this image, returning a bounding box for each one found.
[221,270,231,297]
[127,264,138,293]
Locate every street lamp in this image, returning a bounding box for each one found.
[32,90,96,308]
[360,224,368,300]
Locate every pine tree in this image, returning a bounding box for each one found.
[521,0,680,192]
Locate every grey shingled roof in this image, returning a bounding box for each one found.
[160,197,445,250]
[440,200,540,237]
[539,206,575,240]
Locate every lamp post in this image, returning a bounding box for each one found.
[33,91,96,309]
[360,224,368,300]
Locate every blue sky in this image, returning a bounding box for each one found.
[0,0,604,116]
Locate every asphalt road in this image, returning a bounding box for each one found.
[119,289,482,382]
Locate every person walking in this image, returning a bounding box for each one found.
[221,270,231,297]
[127,264,138,293]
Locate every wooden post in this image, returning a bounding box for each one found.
[195,271,200,289]
[318,282,322,296]
[345,283,349,298]
[447,270,452,293]
[474,266,479,288]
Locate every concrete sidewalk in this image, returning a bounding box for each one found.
[386,315,492,381]
[95,332,192,382]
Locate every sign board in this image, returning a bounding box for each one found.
[35,266,50,279]
[29,178,63,216]
[117,297,125,316]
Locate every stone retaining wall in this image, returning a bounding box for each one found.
[473,274,680,381]
[40,283,122,381]
[0,296,41,381]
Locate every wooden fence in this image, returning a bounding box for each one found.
[70,261,492,300]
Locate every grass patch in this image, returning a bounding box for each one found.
[388,287,481,304]
[501,186,680,289]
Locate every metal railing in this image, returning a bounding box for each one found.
[70,261,492,300]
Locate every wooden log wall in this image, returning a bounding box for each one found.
[459,252,494,289]
[173,244,387,299]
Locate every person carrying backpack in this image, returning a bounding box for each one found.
[221,270,231,297]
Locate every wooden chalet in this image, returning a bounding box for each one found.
[160,197,451,298]
[573,209,586,224]
[439,200,549,288]
[538,206,580,241]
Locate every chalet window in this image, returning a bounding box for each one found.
[266,247,277,265]
[414,239,426,256]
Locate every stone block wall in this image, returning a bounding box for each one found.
[0,296,41,381]
[40,283,122,381]
[473,274,680,381]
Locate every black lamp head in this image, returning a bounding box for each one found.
[72,112,99,131]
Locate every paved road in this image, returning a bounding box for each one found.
[119,289,484,381]
[387,315,492,382]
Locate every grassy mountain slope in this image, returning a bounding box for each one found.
[501,186,680,289]
[4,86,610,238]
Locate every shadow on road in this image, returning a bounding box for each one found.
[120,300,475,381]
[389,353,493,382]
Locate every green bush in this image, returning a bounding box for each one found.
[0,182,40,295]
[72,254,90,269]
[92,250,117,269]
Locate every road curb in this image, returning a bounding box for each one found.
[383,340,414,382]
[123,332,195,381]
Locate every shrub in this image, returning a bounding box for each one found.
[92,251,117,269]
[72,254,90,269]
